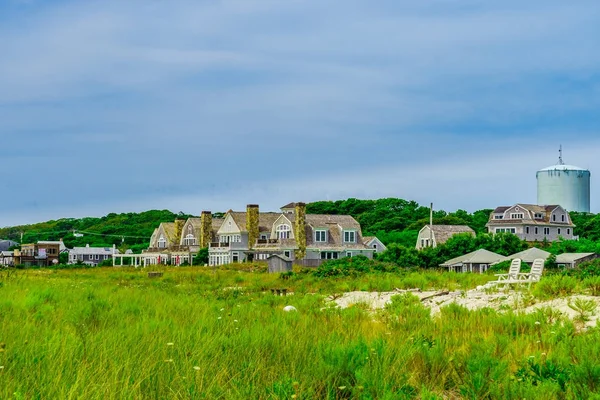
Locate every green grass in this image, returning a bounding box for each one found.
[0,267,599,399]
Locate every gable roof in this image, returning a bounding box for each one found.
[556,253,596,263]
[508,247,551,263]
[440,249,508,267]
[227,211,282,233]
[423,225,475,244]
[268,254,292,262]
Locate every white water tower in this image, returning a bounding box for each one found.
[536,147,591,212]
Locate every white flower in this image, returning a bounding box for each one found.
[167,343,174,346]
[165,359,173,363]
[535,321,541,325]
[218,317,222,320]
[234,320,238,323]
[220,308,225,312]
[0,366,4,370]
[193,366,201,371]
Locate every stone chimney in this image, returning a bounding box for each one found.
[246,204,260,249]
[294,202,307,259]
[200,211,212,248]
[174,219,185,245]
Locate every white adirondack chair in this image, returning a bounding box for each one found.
[495,258,522,281]
[515,258,545,288]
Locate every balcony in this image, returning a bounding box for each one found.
[256,239,280,245]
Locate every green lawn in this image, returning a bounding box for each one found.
[0,267,599,399]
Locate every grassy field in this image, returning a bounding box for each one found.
[0,266,599,399]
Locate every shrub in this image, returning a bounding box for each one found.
[532,275,579,299]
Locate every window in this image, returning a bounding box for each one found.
[158,236,167,248]
[284,251,291,258]
[320,252,339,260]
[510,213,524,219]
[534,213,543,219]
[343,231,356,243]
[544,228,550,235]
[535,227,539,234]
[95,254,100,260]
[346,252,352,258]
[567,228,571,235]
[184,234,196,246]
[277,224,292,239]
[494,215,504,220]
[232,253,239,262]
[260,234,268,240]
[561,215,565,222]
[373,244,377,249]
[495,228,516,234]
[558,228,561,235]
[526,227,530,234]
[552,215,556,222]
[315,230,327,242]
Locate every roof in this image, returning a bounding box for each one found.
[493,206,510,214]
[38,240,68,252]
[424,225,475,244]
[280,202,298,209]
[0,240,18,252]
[268,254,292,262]
[440,249,508,267]
[228,212,282,233]
[305,214,361,230]
[508,247,551,263]
[556,253,596,263]
[487,204,573,226]
[71,247,119,255]
[539,164,588,172]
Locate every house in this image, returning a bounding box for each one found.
[69,244,119,266]
[486,204,575,242]
[507,247,551,265]
[0,251,14,266]
[555,253,599,269]
[363,236,387,253]
[178,212,224,252]
[0,240,19,252]
[416,225,475,250]
[14,242,61,266]
[210,203,377,267]
[440,249,508,273]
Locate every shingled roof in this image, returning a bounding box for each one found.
[425,225,475,244]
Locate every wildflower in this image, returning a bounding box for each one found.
[338,386,347,390]
[529,356,535,359]
[167,343,174,346]
[535,321,541,326]
[193,366,201,371]
[165,359,173,363]
[218,317,222,320]
[220,308,225,312]
[551,331,556,334]
[234,320,239,323]
[291,395,297,399]
[0,366,4,370]
[536,340,541,344]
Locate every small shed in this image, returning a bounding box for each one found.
[555,253,598,269]
[268,254,293,273]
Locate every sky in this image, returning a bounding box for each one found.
[1,0,599,226]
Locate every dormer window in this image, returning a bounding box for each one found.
[534,213,543,219]
[315,230,327,242]
[183,234,196,246]
[276,224,291,239]
[494,215,503,220]
[343,231,356,243]
[510,213,524,219]
[157,236,167,248]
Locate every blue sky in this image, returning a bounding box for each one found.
[1,0,599,226]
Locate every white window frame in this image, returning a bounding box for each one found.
[315,230,327,242]
[184,234,196,246]
[343,230,356,243]
[544,227,550,235]
[276,224,292,240]
[510,213,524,219]
[158,236,167,249]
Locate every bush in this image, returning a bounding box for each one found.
[532,275,579,299]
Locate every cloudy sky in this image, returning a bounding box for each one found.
[1,0,599,226]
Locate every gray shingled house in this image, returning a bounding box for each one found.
[416,225,475,250]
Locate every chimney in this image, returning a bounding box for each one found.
[200,211,212,248]
[246,204,260,250]
[174,219,185,245]
[294,202,307,259]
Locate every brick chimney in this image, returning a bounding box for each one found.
[200,211,212,248]
[294,202,307,259]
[246,204,260,249]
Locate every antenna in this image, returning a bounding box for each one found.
[558,145,564,165]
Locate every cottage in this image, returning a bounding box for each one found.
[486,204,575,242]
[14,242,62,266]
[507,247,551,265]
[0,240,19,252]
[416,225,475,250]
[555,253,598,268]
[440,249,508,273]
[0,251,14,266]
[69,244,119,266]
[363,236,387,253]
